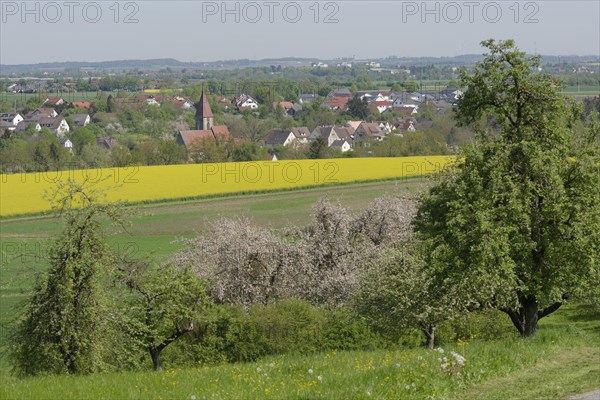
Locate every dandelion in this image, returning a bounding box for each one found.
[256,367,262,372]
[366,390,372,396]
[263,373,268,377]
[191,396,196,400]
[308,369,313,374]
[417,356,423,361]
[405,385,411,390]
[269,363,275,368]
[317,375,323,382]
[436,347,444,354]
[395,362,401,368]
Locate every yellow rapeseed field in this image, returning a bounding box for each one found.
[0,157,453,217]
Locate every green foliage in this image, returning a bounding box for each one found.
[116,261,209,371]
[231,141,268,162]
[11,179,125,376]
[415,39,600,336]
[172,300,381,366]
[347,95,369,119]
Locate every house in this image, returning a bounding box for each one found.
[354,122,386,143]
[327,88,352,99]
[298,94,317,104]
[59,137,73,149]
[15,120,41,132]
[393,106,419,116]
[173,96,195,109]
[72,101,92,109]
[390,92,421,108]
[0,121,16,133]
[288,104,303,117]
[143,95,161,106]
[394,118,417,133]
[273,101,302,117]
[0,112,24,126]
[330,139,352,152]
[376,121,392,133]
[290,127,311,143]
[273,101,294,112]
[439,89,463,103]
[43,97,66,106]
[232,94,259,111]
[310,125,353,148]
[154,96,195,109]
[97,136,120,150]
[25,114,70,135]
[264,127,310,149]
[30,108,58,118]
[322,97,350,111]
[70,114,90,127]
[265,130,297,150]
[373,100,392,114]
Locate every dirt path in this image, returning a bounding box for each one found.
[569,389,600,400]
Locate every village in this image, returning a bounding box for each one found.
[0,82,466,171]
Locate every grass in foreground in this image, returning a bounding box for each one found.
[1,304,598,400]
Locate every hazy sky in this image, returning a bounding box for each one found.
[1,1,599,64]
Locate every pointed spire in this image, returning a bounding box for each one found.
[197,88,213,118]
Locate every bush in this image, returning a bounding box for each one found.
[166,300,386,368]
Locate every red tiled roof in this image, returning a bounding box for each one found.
[72,101,92,109]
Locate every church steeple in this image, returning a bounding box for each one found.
[195,89,214,130]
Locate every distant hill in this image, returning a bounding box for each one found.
[1,55,598,74]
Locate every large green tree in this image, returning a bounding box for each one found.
[414,39,600,336]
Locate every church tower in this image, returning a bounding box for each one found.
[195,89,214,130]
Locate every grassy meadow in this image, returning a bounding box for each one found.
[0,304,598,399]
[1,178,599,399]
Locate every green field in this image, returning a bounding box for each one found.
[561,85,600,96]
[1,179,598,399]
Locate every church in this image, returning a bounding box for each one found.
[176,90,231,151]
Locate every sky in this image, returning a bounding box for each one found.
[1,1,599,64]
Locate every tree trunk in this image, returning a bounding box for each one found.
[502,296,564,337]
[149,345,162,371]
[421,323,436,349]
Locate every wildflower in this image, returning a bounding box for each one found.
[317,375,323,382]
[256,367,262,372]
[436,347,444,354]
[269,363,275,368]
[451,351,465,366]
[417,356,423,361]
[191,396,196,400]
[263,373,268,377]
[395,362,401,368]
[366,390,372,396]
[441,363,448,370]
[405,385,411,390]
[308,369,313,374]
